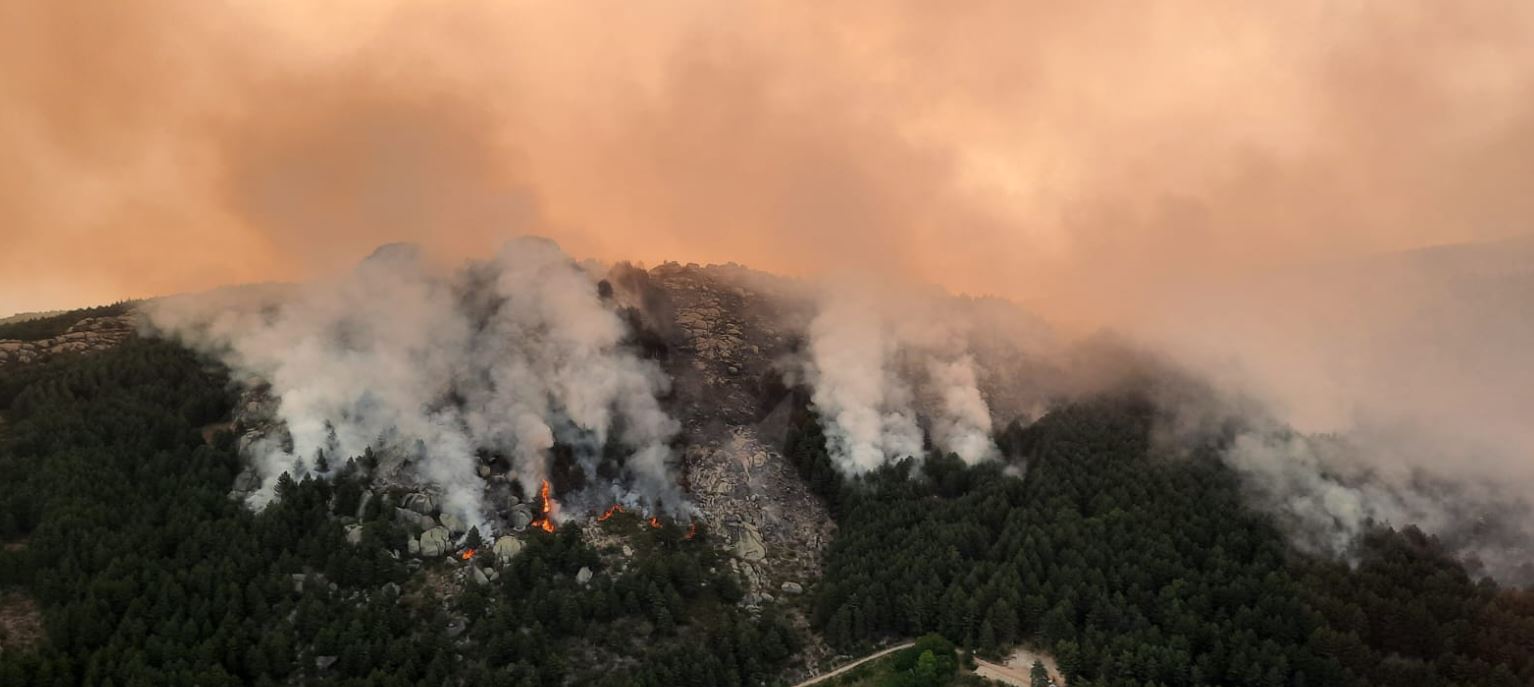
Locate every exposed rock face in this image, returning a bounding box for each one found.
[0,315,136,369]
[732,522,767,561]
[418,526,452,558]
[635,263,814,428]
[344,524,364,545]
[509,508,533,531]
[575,566,594,585]
[402,493,435,515]
[682,426,833,603]
[492,535,524,564]
[440,512,467,535]
[619,264,838,673]
[616,264,835,626]
[395,508,436,534]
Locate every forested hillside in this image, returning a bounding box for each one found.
[0,303,135,343]
[3,332,1532,687]
[0,340,796,686]
[793,397,1534,687]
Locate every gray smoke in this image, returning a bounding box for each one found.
[925,356,998,465]
[1136,237,1534,583]
[144,238,682,530]
[1213,420,1534,583]
[458,238,681,506]
[805,283,999,473]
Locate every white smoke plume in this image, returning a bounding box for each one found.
[460,237,682,507]
[805,288,923,473]
[805,283,999,473]
[925,356,998,466]
[144,237,683,529]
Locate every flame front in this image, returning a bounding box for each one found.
[530,480,557,533]
[598,504,623,522]
[684,523,697,540]
[648,516,661,529]
[460,548,476,561]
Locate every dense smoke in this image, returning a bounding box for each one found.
[6,2,1534,579]
[9,2,1534,325]
[1134,238,1534,581]
[805,283,999,472]
[805,288,923,473]
[145,238,682,529]
[1147,399,1534,584]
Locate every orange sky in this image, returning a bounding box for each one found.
[4,1,1534,324]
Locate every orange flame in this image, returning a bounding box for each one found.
[684,523,698,540]
[530,480,557,533]
[460,548,476,561]
[648,516,662,529]
[598,504,624,522]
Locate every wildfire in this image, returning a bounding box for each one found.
[460,548,476,561]
[684,523,698,540]
[648,516,662,529]
[598,504,624,522]
[530,480,557,533]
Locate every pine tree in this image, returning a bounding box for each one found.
[1030,659,1050,687]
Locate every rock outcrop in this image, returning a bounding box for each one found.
[492,535,524,564]
[401,493,435,515]
[618,265,835,616]
[440,512,467,535]
[418,526,452,558]
[396,508,436,534]
[509,507,533,531]
[0,315,136,369]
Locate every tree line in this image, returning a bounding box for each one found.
[0,339,797,686]
[788,394,1534,687]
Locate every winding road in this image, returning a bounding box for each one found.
[790,642,916,687]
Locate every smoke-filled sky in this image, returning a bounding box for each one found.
[9,1,1534,576]
[5,1,1534,324]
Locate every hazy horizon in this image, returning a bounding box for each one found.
[7,2,1534,323]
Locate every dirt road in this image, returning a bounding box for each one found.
[790,642,916,687]
[974,657,1034,686]
[974,647,1062,686]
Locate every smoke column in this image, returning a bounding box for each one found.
[805,283,999,473]
[145,238,684,528]
[805,288,923,473]
[462,237,683,508]
[925,356,998,465]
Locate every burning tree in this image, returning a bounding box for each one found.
[530,480,557,533]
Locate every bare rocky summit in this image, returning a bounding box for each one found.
[0,315,137,369]
[612,262,831,602]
